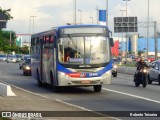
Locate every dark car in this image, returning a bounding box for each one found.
[19,55,31,69]
[23,58,31,76]
[147,60,160,85]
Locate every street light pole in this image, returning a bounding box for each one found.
[96,5,99,24]
[120,10,126,56]
[90,17,93,24]
[123,0,130,63]
[73,0,76,24]
[78,10,82,24]
[30,16,36,34]
[106,0,108,26]
[147,0,150,59]
[123,0,130,16]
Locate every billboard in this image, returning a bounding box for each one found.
[0,12,7,29]
[114,17,138,33]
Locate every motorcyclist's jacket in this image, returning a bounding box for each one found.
[136,61,149,70]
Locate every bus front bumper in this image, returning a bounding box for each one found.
[57,71,112,86]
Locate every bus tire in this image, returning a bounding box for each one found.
[93,85,102,92]
[50,71,59,92]
[37,70,43,87]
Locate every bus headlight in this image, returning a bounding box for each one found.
[58,71,70,78]
[113,65,117,69]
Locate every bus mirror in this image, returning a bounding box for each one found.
[110,38,114,47]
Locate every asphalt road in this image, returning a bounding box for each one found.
[0,62,160,120]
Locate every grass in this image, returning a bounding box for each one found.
[117,62,136,67]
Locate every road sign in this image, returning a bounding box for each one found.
[114,17,138,33]
[0,12,7,29]
[0,22,6,28]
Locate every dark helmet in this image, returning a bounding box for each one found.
[140,57,145,62]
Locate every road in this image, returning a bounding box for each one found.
[0,62,160,120]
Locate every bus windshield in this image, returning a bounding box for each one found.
[58,36,110,65]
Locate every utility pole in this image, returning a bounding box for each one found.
[96,5,99,24]
[123,0,131,63]
[154,21,158,60]
[10,31,12,47]
[90,17,93,24]
[73,0,76,24]
[147,0,150,59]
[120,10,126,56]
[106,0,108,26]
[31,16,36,34]
[78,10,82,24]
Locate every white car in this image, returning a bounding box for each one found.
[6,55,18,63]
[0,54,7,62]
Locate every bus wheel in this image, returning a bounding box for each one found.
[50,72,59,92]
[93,85,102,92]
[37,70,43,87]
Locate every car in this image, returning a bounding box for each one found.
[15,54,23,62]
[6,55,18,63]
[112,58,119,77]
[147,60,160,85]
[19,55,31,69]
[0,54,7,62]
[148,55,155,63]
[23,58,31,76]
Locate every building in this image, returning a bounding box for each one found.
[112,34,160,57]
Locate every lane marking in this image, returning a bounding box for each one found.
[0,81,120,120]
[103,88,160,104]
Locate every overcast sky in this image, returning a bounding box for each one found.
[1,0,160,38]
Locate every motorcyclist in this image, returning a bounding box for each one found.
[136,57,149,70]
[134,57,149,81]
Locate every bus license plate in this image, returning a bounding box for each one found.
[81,80,91,84]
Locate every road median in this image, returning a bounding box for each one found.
[0,82,16,96]
[117,66,136,75]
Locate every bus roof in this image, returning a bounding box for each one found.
[32,24,110,38]
[56,24,109,29]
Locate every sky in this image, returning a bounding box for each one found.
[0,0,160,41]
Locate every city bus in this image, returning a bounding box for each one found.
[31,25,114,92]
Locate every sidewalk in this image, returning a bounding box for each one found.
[0,85,115,120]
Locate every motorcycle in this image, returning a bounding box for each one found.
[134,67,147,87]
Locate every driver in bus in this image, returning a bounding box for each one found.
[64,51,70,62]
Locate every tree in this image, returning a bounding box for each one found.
[0,7,13,20]
[0,7,14,53]
[0,30,16,53]
[138,50,144,56]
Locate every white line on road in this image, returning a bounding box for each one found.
[103,88,160,104]
[0,81,120,120]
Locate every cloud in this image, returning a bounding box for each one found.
[1,0,160,37]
